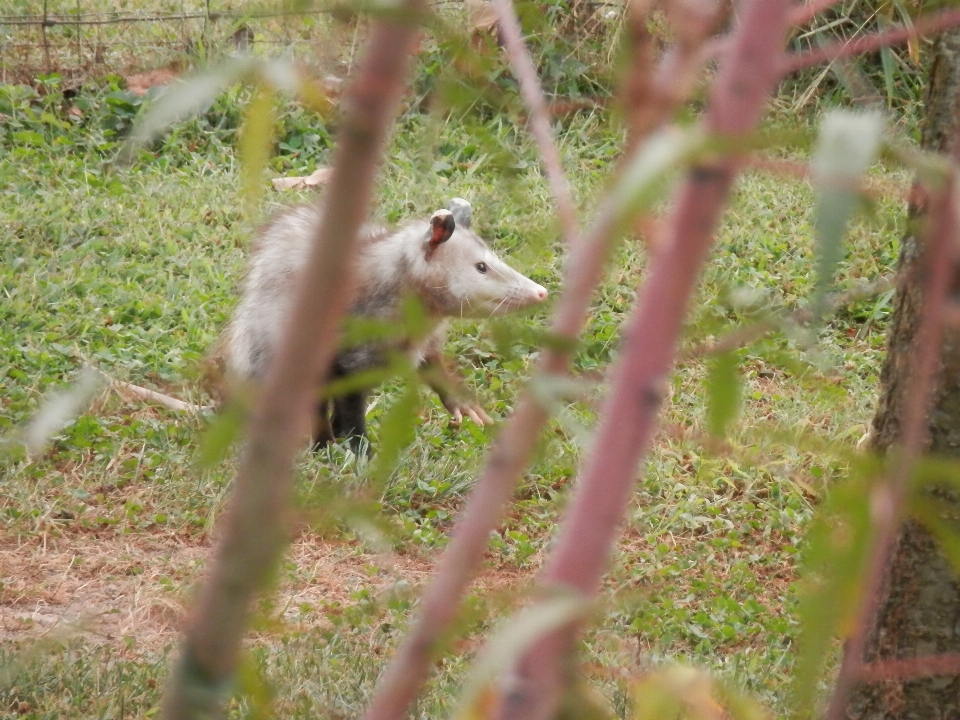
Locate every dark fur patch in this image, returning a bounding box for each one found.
[247,335,271,377]
[335,345,386,375]
[351,277,403,316]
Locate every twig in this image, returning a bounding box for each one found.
[160,3,424,718]
[111,379,210,414]
[783,7,960,75]
[684,275,897,360]
[491,0,579,244]
[745,154,914,203]
[821,145,960,720]
[859,653,960,683]
[360,14,725,720]
[492,3,796,720]
[789,0,843,29]
[621,0,726,154]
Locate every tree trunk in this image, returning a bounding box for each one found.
[846,29,960,719]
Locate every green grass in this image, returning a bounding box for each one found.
[0,60,910,718]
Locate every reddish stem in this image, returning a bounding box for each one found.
[492,3,795,719]
[859,653,960,683]
[160,7,423,718]
[789,0,844,28]
[492,0,579,244]
[822,169,960,720]
[783,8,960,75]
[361,16,722,720]
[746,154,914,203]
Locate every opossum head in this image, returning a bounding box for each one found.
[415,200,548,319]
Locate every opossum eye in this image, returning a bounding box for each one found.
[475,262,488,274]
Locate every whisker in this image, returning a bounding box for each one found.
[487,295,509,319]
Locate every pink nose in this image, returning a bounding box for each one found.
[535,285,548,301]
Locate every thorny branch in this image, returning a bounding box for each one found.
[160,4,424,718]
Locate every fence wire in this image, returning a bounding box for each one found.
[1,1,618,91]
[0,2,458,85]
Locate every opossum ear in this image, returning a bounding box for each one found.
[428,209,456,254]
[447,198,472,229]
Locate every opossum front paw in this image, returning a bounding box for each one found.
[447,401,493,427]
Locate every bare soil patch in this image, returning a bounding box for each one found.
[0,530,529,651]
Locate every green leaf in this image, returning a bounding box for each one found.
[120,57,256,161]
[810,111,884,317]
[880,46,896,104]
[454,589,591,720]
[790,473,874,717]
[910,455,960,494]
[10,365,105,457]
[719,680,771,720]
[369,377,422,487]
[888,141,952,190]
[239,84,277,212]
[324,366,396,399]
[194,396,247,470]
[609,126,706,236]
[706,352,741,439]
[340,315,408,349]
[630,665,769,720]
[631,673,683,720]
[235,653,275,720]
[13,130,45,146]
[262,57,332,117]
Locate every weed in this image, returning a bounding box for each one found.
[0,29,911,715]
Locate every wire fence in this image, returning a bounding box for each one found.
[1,1,621,91]
[0,2,367,86]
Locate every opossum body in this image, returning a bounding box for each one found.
[226,198,548,452]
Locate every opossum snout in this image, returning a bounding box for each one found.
[493,278,547,314]
[519,279,548,306]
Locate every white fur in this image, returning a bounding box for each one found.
[226,202,547,379]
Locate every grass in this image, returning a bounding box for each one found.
[0,35,912,719]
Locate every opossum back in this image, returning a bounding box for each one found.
[226,204,391,379]
[224,206,317,378]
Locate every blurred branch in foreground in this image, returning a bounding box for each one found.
[160,2,425,718]
[491,3,795,718]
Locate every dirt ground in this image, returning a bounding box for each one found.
[0,529,528,651]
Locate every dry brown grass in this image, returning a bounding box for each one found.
[0,527,532,652]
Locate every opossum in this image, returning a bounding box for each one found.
[225,198,548,452]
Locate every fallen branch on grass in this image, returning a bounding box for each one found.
[109,378,211,414]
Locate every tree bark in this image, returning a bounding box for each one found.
[847,28,960,719]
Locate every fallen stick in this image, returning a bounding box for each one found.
[110,378,210,413]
